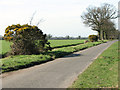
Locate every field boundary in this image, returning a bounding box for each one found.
[52,42,84,49]
[1,41,107,73]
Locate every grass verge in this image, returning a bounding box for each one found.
[1,41,106,73]
[70,41,118,88]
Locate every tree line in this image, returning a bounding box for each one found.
[46,34,88,40]
[81,3,119,40]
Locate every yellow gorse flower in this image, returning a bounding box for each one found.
[17,28,23,32]
[8,31,13,35]
[5,29,9,33]
[14,28,18,31]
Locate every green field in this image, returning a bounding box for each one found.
[0,40,105,73]
[0,40,85,55]
[49,40,85,48]
[0,40,11,55]
[70,41,118,88]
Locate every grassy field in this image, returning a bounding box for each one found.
[0,40,105,73]
[49,40,85,48]
[70,41,118,88]
[0,40,85,55]
[0,40,11,55]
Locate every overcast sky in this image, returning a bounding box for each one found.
[0,0,119,37]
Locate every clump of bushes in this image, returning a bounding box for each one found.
[88,35,98,42]
[4,24,51,55]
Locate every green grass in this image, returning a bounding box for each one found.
[1,55,52,72]
[0,41,105,73]
[49,40,85,48]
[0,40,85,56]
[0,40,11,55]
[70,41,118,88]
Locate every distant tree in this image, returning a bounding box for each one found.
[78,36,81,39]
[46,34,52,39]
[66,35,70,39]
[4,24,51,55]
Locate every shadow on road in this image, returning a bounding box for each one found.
[64,54,81,58]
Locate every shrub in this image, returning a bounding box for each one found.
[88,35,98,42]
[4,24,51,55]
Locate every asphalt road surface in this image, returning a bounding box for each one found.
[2,40,117,88]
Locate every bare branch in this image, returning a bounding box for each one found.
[29,11,37,25]
[36,18,45,26]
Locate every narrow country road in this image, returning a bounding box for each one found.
[2,40,117,88]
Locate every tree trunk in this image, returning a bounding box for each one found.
[103,31,105,40]
[100,30,103,40]
[105,32,108,40]
[104,31,107,40]
[98,31,101,40]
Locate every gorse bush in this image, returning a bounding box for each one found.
[88,35,98,42]
[4,24,51,55]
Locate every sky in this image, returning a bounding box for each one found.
[0,0,119,37]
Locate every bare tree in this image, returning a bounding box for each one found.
[81,3,117,40]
